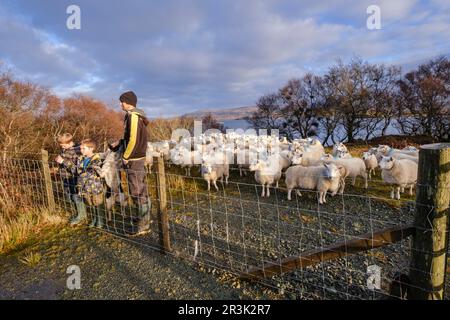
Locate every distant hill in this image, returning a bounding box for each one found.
[183,106,257,121]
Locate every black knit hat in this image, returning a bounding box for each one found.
[119,91,137,107]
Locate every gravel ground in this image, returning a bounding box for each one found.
[0,226,284,300]
[1,165,448,300]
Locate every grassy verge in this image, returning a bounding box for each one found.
[0,206,68,254]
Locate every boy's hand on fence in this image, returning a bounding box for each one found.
[55,155,64,164]
[123,159,129,165]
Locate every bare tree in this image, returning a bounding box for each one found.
[326,58,377,143]
[316,76,341,146]
[397,56,449,141]
[248,93,283,135]
[202,113,225,132]
[279,74,321,139]
[361,64,401,140]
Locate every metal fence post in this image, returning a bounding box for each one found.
[155,155,171,253]
[41,149,55,211]
[409,143,450,300]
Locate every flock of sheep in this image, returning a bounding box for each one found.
[138,133,420,204]
[96,133,420,208]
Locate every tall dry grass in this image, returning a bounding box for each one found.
[0,175,67,254]
[0,205,67,254]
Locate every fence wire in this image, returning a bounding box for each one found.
[0,152,449,300]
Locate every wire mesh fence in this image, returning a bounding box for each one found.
[1,146,449,300]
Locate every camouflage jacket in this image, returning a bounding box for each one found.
[58,144,81,179]
[62,153,104,196]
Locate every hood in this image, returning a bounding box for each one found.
[129,108,147,117]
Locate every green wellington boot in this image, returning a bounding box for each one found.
[88,206,97,228]
[96,204,105,229]
[136,202,151,235]
[70,200,87,225]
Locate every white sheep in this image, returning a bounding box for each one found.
[307,138,325,154]
[278,153,292,171]
[145,143,163,173]
[377,145,419,159]
[291,153,324,167]
[169,147,200,176]
[100,148,128,220]
[201,161,229,191]
[362,152,378,180]
[391,152,419,164]
[321,154,368,189]
[249,157,282,198]
[379,156,418,200]
[332,142,352,158]
[285,163,341,204]
[235,148,257,177]
[290,143,324,166]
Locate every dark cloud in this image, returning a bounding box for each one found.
[0,0,448,116]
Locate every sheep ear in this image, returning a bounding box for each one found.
[390,157,393,161]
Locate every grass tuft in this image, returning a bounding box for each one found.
[19,251,42,267]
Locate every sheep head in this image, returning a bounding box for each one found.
[323,163,340,179]
[379,156,395,170]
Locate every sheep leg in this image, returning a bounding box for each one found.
[261,184,265,198]
[207,180,210,191]
[266,185,270,197]
[213,180,219,192]
[105,196,114,221]
[239,167,243,177]
[225,175,229,186]
[352,176,356,186]
[396,187,401,200]
[287,189,292,201]
[106,196,114,211]
[276,180,279,188]
[390,187,395,199]
[339,179,346,194]
[296,190,302,197]
[409,184,414,196]
[363,172,368,189]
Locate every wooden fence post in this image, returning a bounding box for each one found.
[41,149,55,211]
[155,155,171,253]
[409,143,450,300]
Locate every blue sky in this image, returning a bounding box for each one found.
[0,0,448,117]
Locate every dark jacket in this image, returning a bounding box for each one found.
[58,144,81,179]
[122,108,149,161]
[62,153,104,197]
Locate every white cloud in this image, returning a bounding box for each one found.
[0,0,448,117]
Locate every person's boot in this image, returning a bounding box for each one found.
[70,200,87,225]
[96,204,105,229]
[136,202,151,235]
[88,207,97,228]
